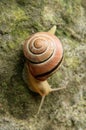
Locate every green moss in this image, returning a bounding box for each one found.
[31,21,44,32]
[68,38,80,48]
[0,2,28,33]
[11,7,27,21]
[48,70,64,88]
[7,42,16,49]
[65,57,80,70]
[3,79,31,119]
[11,29,29,44]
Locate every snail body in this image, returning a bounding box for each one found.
[24,63,51,96]
[23,26,65,114]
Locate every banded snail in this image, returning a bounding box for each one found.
[23,26,65,114]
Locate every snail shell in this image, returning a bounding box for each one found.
[23,32,63,81]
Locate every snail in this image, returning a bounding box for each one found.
[23,26,65,114]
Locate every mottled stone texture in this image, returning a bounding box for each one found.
[0,0,86,130]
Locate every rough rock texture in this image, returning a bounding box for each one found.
[0,0,86,130]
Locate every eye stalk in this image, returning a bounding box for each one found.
[23,26,65,115]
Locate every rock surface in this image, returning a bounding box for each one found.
[0,0,86,130]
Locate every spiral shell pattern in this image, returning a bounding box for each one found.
[23,32,63,81]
